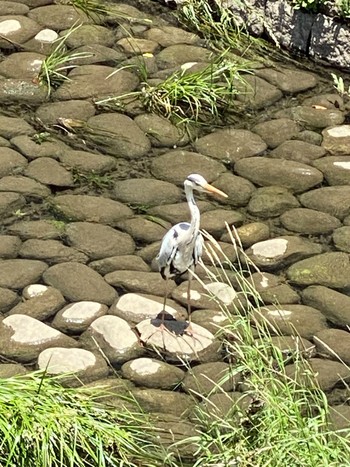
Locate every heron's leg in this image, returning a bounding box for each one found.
[187,269,192,322]
[161,276,169,325]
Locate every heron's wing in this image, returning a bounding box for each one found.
[157,222,192,272]
[193,231,204,265]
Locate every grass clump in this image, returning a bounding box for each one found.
[0,372,168,467]
[184,231,350,466]
[98,53,249,126]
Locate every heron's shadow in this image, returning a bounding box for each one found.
[151,312,189,335]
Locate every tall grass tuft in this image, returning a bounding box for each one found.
[0,372,169,467]
[182,228,350,466]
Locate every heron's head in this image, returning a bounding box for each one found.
[185,174,228,198]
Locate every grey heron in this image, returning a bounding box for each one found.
[157,173,228,333]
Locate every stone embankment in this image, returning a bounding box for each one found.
[1,0,350,454]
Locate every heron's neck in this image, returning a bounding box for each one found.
[185,184,200,233]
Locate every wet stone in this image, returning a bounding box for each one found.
[89,255,150,276]
[0,52,44,79]
[0,288,19,313]
[151,150,226,185]
[35,100,96,125]
[236,75,283,109]
[52,194,133,225]
[143,26,200,47]
[314,329,350,365]
[0,363,28,378]
[24,158,74,187]
[247,186,300,218]
[0,259,47,289]
[105,270,175,298]
[0,78,48,104]
[313,156,350,186]
[86,113,151,159]
[322,125,350,155]
[71,44,126,66]
[0,192,26,218]
[235,157,323,193]
[193,128,267,164]
[19,238,89,264]
[221,222,270,248]
[270,140,326,164]
[330,406,350,434]
[297,130,323,145]
[299,186,350,220]
[6,219,63,240]
[0,314,76,363]
[37,347,109,385]
[81,315,143,364]
[285,358,350,392]
[116,216,169,243]
[212,173,255,208]
[252,118,300,149]
[0,116,34,139]
[28,5,90,30]
[200,209,244,237]
[253,304,328,339]
[121,357,185,389]
[288,106,345,129]
[254,67,318,92]
[1,2,30,15]
[113,178,182,207]
[110,292,187,324]
[247,272,300,305]
[136,318,217,363]
[0,235,21,258]
[302,285,350,328]
[132,387,195,417]
[287,252,350,288]
[303,93,344,110]
[245,236,322,270]
[52,301,108,334]
[280,208,342,235]
[148,201,214,225]
[269,336,316,358]
[43,262,117,305]
[333,226,350,252]
[155,44,213,69]
[202,392,253,422]
[117,37,159,54]
[55,65,139,101]
[22,28,58,55]
[8,284,65,321]
[61,24,115,48]
[10,135,69,160]
[58,149,117,174]
[0,175,51,199]
[0,147,28,177]
[0,15,41,49]
[182,362,240,396]
[134,114,189,147]
[65,222,135,260]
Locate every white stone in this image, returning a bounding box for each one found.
[212,312,228,323]
[268,309,292,318]
[91,315,138,352]
[62,301,103,322]
[4,314,61,344]
[252,238,288,258]
[38,347,96,373]
[35,29,58,42]
[23,284,48,298]
[0,19,21,35]
[117,293,177,319]
[136,319,214,358]
[258,275,270,288]
[181,289,201,300]
[204,282,237,304]
[129,357,161,375]
[327,125,350,137]
[334,161,350,170]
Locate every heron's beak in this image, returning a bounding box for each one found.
[203,184,228,198]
